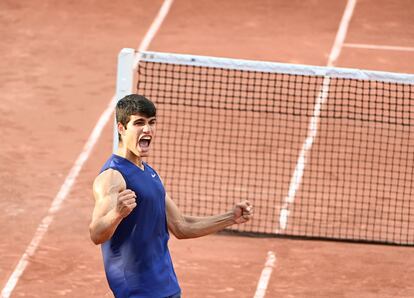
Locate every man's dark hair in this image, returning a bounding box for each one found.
[116,94,156,141]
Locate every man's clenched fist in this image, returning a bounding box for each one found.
[116,189,137,218]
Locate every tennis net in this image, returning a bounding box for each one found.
[133,51,414,245]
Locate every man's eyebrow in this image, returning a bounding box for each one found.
[133,117,156,123]
[133,118,145,123]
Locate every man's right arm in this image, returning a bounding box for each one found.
[89,169,137,245]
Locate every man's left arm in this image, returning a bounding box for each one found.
[165,193,253,239]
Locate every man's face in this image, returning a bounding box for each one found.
[119,114,156,158]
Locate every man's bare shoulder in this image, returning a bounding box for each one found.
[93,169,126,198]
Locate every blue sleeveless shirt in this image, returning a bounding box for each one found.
[100,154,180,298]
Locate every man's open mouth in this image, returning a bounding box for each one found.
[138,136,152,150]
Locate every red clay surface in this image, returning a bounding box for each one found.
[1,0,413,297]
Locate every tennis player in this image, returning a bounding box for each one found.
[89,94,253,298]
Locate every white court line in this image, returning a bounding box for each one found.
[0,1,174,297]
[279,77,331,229]
[253,251,276,298]
[327,0,357,67]
[278,0,357,231]
[343,43,414,52]
[134,0,174,68]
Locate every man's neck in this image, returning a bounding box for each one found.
[116,147,144,170]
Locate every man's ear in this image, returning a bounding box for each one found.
[117,122,126,136]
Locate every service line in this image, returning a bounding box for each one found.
[343,43,414,52]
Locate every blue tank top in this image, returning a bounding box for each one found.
[100,154,180,298]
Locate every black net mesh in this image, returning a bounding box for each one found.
[136,54,414,245]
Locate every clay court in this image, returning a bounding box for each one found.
[1,0,414,297]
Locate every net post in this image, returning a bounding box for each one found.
[113,48,136,153]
